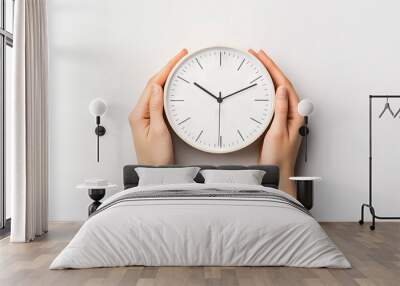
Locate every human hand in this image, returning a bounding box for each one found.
[249,50,304,197]
[129,49,188,165]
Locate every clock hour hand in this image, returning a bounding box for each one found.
[222,83,258,100]
[193,82,219,101]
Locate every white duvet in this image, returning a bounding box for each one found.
[50,183,350,269]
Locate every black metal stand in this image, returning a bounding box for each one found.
[88,188,105,216]
[359,95,400,230]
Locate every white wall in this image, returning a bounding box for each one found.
[47,0,400,221]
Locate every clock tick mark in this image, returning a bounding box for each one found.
[219,52,222,67]
[195,58,203,69]
[177,76,190,84]
[195,130,204,142]
[249,75,262,84]
[237,58,245,71]
[250,117,262,124]
[237,130,245,141]
[254,99,269,101]
[178,117,191,125]
[170,99,184,102]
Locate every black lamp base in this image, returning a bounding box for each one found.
[299,126,310,136]
[95,125,106,136]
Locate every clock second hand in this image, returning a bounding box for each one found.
[218,91,222,147]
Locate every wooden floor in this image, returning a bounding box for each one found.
[0,222,399,286]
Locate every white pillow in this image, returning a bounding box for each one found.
[200,169,266,185]
[135,167,200,186]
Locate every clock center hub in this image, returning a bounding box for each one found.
[217,92,223,103]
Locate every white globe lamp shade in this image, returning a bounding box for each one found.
[298,99,314,116]
[89,98,107,117]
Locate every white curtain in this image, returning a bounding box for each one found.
[8,0,48,242]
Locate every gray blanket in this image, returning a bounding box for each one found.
[92,188,310,217]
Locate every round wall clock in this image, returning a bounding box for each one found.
[164,47,275,154]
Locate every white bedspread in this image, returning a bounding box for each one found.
[50,183,350,269]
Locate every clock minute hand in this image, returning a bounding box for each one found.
[222,83,258,100]
[193,82,219,101]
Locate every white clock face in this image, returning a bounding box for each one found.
[164,47,275,153]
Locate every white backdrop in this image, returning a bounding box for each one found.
[47,0,400,221]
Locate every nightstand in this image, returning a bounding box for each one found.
[289,177,321,210]
[76,182,117,216]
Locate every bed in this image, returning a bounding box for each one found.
[50,165,350,269]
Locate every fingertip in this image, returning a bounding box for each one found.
[152,50,188,85]
[258,49,266,56]
[248,49,257,55]
[249,49,262,62]
[175,49,188,61]
[258,50,272,62]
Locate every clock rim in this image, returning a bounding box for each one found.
[163,46,276,154]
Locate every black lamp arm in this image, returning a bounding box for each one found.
[94,116,106,162]
[299,116,310,162]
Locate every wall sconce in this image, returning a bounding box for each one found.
[89,98,107,162]
[298,99,314,162]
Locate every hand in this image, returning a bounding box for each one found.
[129,49,188,165]
[249,49,304,197]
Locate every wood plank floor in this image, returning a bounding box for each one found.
[0,222,399,286]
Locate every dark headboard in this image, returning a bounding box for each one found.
[123,165,280,189]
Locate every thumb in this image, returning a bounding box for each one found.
[149,83,166,126]
[270,86,289,134]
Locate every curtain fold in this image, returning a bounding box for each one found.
[9,0,48,242]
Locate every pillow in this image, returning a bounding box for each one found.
[135,167,201,186]
[200,169,266,185]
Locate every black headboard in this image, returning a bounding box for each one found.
[123,165,279,189]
